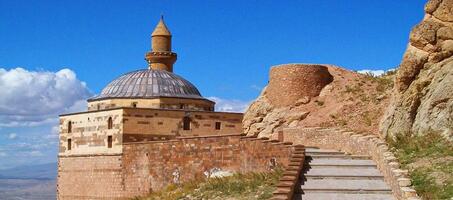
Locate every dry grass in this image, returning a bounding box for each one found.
[134,169,283,200]
[388,132,453,199]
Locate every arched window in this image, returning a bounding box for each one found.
[107,117,113,129]
[68,121,72,133]
[183,117,191,130]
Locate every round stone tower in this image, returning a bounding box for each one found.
[266,64,333,107]
[145,16,177,72]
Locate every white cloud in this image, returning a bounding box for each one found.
[357,69,385,76]
[29,150,43,157]
[44,125,60,139]
[250,84,262,91]
[357,69,395,77]
[0,68,91,127]
[8,133,17,139]
[208,97,251,113]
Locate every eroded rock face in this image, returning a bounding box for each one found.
[381,0,453,139]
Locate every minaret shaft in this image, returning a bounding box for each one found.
[145,17,177,72]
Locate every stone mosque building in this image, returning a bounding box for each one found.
[57,18,292,200]
[58,17,243,156]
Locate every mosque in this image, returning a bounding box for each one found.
[58,17,243,157]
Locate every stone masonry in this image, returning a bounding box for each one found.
[57,134,295,199]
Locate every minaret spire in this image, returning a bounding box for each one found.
[145,16,177,72]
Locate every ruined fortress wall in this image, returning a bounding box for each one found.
[57,155,124,200]
[57,134,292,199]
[121,134,293,197]
[266,64,333,107]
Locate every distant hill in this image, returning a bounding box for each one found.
[0,163,56,180]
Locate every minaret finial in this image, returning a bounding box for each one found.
[145,17,177,72]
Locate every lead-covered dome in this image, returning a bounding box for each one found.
[88,69,204,101]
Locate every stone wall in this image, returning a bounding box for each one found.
[57,134,294,199]
[266,64,333,108]
[121,134,293,197]
[59,109,124,156]
[87,97,214,112]
[57,155,124,200]
[59,107,243,155]
[122,108,243,141]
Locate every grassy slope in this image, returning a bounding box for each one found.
[388,133,453,199]
[135,169,283,200]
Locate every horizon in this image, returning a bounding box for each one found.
[0,0,426,169]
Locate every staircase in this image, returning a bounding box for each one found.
[294,147,395,200]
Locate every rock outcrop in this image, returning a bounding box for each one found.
[243,64,329,137]
[243,64,392,138]
[380,0,453,139]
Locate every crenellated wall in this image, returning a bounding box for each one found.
[57,134,294,200]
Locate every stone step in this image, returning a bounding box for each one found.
[301,188,392,194]
[300,179,391,191]
[306,163,377,169]
[296,148,395,199]
[305,175,385,180]
[304,148,342,153]
[305,166,382,176]
[294,193,395,200]
[309,158,376,166]
[306,151,346,156]
[305,148,343,154]
[307,154,371,159]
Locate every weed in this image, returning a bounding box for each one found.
[137,169,284,200]
[388,132,453,199]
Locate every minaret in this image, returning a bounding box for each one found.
[145,16,177,72]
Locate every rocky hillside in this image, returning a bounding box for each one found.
[380,0,453,140]
[243,0,453,141]
[243,64,394,138]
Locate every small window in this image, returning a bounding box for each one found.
[183,117,191,130]
[132,102,137,108]
[215,122,221,130]
[67,139,72,150]
[68,121,72,133]
[180,104,184,109]
[107,117,113,129]
[107,136,112,148]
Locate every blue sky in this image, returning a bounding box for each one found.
[0,0,426,169]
